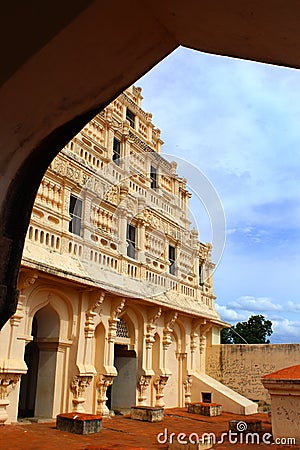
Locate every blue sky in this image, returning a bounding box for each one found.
[137,46,300,343]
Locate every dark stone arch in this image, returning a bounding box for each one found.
[0,104,109,329]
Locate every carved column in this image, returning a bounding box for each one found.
[83,291,105,371]
[183,375,193,407]
[145,307,161,372]
[106,299,125,372]
[0,374,20,424]
[96,374,114,416]
[162,311,178,371]
[190,332,198,372]
[176,352,187,407]
[190,318,206,373]
[137,375,151,406]
[199,336,206,354]
[70,375,92,412]
[199,322,211,373]
[153,375,169,407]
[199,335,207,373]
[118,200,128,257]
[106,127,114,160]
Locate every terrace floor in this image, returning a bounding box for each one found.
[0,408,298,449]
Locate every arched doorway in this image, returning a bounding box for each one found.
[18,304,60,419]
[18,317,39,418]
[111,317,137,413]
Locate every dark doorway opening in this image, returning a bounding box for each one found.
[110,344,136,413]
[18,304,60,419]
[18,317,39,418]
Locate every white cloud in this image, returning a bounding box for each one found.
[271,319,300,344]
[286,301,300,313]
[215,304,248,323]
[228,296,283,312]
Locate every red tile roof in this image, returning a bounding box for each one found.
[262,364,300,380]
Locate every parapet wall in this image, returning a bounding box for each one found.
[206,344,300,404]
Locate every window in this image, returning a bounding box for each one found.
[150,165,157,189]
[126,108,135,128]
[169,245,176,275]
[69,195,82,236]
[113,137,121,165]
[202,392,212,403]
[126,224,136,259]
[199,264,204,285]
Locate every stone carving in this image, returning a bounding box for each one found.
[111,299,126,320]
[18,269,38,292]
[66,165,80,182]
[96,374,114,416]
[82,291,105,372]
[70,375,93,412]
[146,307,162,348]
[137,375,151,406]
[0,374,20,400]
[103,185,118,205]
[51,156,66,176]
[153,375,169,407]
[199,336,207,354]
[183,375,193,406]
[108,299,126,342]
[163,311,178,350]
[0,374,20,424]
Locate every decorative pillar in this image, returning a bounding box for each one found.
[199,322,212,373]
[153,375,169,407]
[190,318,206,374]
[70,375,92,412]
[199,336,206,354]
[176,352,187,407]
[136,215,146,263]
[190,332,198,372]
[83,291,105,371]
[8,297,26,362]
[183,375,193,407]
[162,311,178,370]
[137,375,151,406]
[106,299,125,372]
[0,374,20,424]
[145,307,161,372]
[118,184,129,256]
[96,374,114,416]
[106,128,114,160]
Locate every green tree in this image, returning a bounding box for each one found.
[221,314,273,344]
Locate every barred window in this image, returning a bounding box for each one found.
[116,318,129,338]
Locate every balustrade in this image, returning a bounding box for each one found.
[27,225,61,251]
[36,178,62,210]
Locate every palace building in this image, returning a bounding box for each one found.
[0,86,256,424]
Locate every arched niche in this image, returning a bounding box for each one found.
[94,322,106,373]
[18,303,60,419]
[26,287,73,341]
